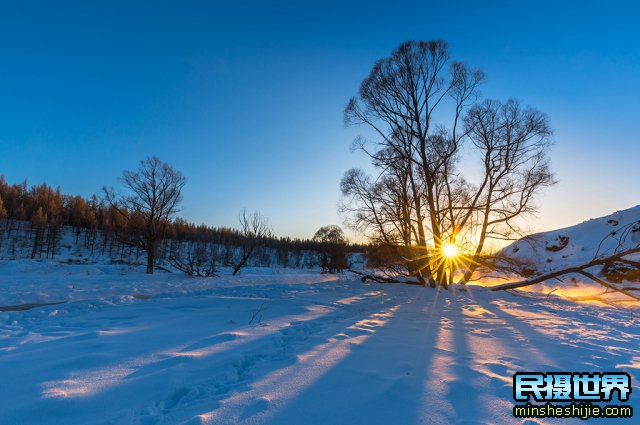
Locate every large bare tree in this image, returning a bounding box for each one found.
[104,157,186,274]
[341,40,555,288]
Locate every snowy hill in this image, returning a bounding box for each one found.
[499,204,640,275]
[484,205,640,304]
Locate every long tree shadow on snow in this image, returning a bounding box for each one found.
[227,289,450,425]
[256,287,639,425]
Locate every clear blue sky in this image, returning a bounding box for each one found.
[1,1,639,240]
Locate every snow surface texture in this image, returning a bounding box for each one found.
[0,263,638,424]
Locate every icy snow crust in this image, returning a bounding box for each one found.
[0,263,638,424]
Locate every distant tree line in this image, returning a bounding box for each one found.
[0,172,365,271]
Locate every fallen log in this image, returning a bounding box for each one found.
[348,269,421,285]
[490,248,640,302]
[0,301,66,312]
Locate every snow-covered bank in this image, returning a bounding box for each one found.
[486,205,640,304]
[0,263,638,424]
[501,205,640,270]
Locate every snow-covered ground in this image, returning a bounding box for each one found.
[0,261,638,424]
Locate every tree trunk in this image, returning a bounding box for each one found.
[146,238,155,274]
[232,248,252,276]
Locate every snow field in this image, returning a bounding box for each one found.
[0,263,638,424]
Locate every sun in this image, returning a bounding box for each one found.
[442,243,459,259]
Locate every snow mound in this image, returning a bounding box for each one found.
[500,204,640,273]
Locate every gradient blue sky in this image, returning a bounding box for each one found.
[1,1,639,240]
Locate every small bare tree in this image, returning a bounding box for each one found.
[232,209,272,276]
[104,157,186,274]
[171,247,217,277]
